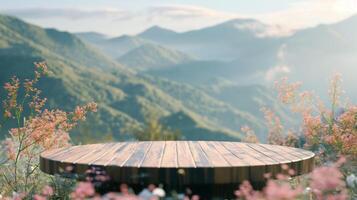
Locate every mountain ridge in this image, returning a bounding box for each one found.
[1,14,274,141]
[119,43,194,70]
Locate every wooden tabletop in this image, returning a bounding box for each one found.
[40,141,315,185]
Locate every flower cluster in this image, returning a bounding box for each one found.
[72,102,98,122]
[24,62,49,114]
[33,185,54,200]
[235,160,348,200]
[274,77,302,105]
[239,74,356,199]
[3,138,16,160]
[241,126,259,143]
[71,182,95,200]
[3,77,20,118]
[261,107,285,146]
[274,75,357,158]
[0,63,97,196]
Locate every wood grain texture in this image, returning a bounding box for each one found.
[40,141,315,185]
[176,141,196,167]
[141,141,165,167]
[161,141,178,168]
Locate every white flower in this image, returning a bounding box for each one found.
[346,174,357,188]
[153,188,166,197]
[303,187,311,194]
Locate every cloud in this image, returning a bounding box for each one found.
[147,5,239,21]
[1,1,356,36]
[233,21,293,37]
[146,1,357,36]
[265,44,290,81]
[0,8,135,21]
[265,65,291,81]
[257,0,357,31]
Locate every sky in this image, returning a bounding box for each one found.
[0,0,356,36]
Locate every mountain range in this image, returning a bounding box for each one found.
[0,14,290,142]
[2,13,356,143]
[78,14,357,102]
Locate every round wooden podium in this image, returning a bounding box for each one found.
[40,141,315,197]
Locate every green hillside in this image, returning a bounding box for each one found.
[119,43,194,70]
[75,32,109,44]
[1,14,263,142]
[0,16,125,71]
[77,34,152,59]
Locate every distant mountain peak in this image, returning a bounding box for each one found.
[110,34,137,41]
[76,31,108,37]
[223,18,261,25]
[107,34,150,45]
[138,25,178,40]
[75,31,109,43]
[142,25,177,34]
[217,18,292,37]
[118,42,193,70]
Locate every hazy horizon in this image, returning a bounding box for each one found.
[1,0,356,36]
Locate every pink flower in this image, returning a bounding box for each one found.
[274,77,302,104]
[235,181,261,200]
[71,182,95,199]
[261,107,285,145]
[264,180,302,200]
[3,138,16,160]
[325,193,348,200]
[241,125,259,143]
[33,194,46,200]
[288,169,295,176]
[310,165,346,200]
[3,76,20,118]
[42,185,54,196]
[72,102,97,121]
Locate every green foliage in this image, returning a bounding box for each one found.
[123,111,181,141]
[49,175,76,200]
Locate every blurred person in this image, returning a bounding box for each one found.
[139,184,156,200]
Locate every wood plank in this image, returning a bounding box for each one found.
[247,143,291,164]
[75,143,117,165]
[41,147,67,158]
[188,141,210,167]
[141,141,165,167]
[209,142,247,166]
[198,141,229,167]
[259,144,301,162]
[161,141,178,168]
[92,143,126,166]
[45,145,80,160]
[109,142,139,166]
[223,142,265,166]
[123,142,152,167]
[235,143,276,165]
[50,145,93,161]
[289,147,315,157]
[274,145,311,160]
[177,141,196,168]
[61,144,104,163]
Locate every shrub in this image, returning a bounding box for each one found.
[0,62,97,197]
